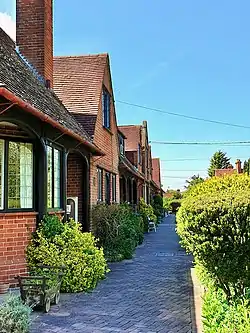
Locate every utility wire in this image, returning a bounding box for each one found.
[150,140,250,146]
[161,157,248,161]
[116,100,250,130]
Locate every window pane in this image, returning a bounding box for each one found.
[47,146,53,208]
[0,140,4,209]
[8,142,33,209]
[54,149,61,208]
[112,174,116,202]
[97,168,103,201]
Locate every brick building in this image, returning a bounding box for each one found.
[215,159,243,176]
[0,25,102,284]
[53,54,120,208]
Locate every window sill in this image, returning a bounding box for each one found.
[103,126,113,135]
[47,210,65,215]
[0,211,38,217]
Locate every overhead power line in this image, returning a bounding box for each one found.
[162,169,207,172]
[116,100,250,130]
[150,140,250,146]
[161,176,189,179]
[161,156,249,162]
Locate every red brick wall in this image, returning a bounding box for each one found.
[0,212,37,285]
[67,153,84,224]
[16,0,53,85]
[90,63,120,206]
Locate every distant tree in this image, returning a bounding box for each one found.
[185,174,204,190]
[243,158,250,175]
[208,151,231,177]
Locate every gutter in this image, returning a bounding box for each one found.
[0,87,105,156]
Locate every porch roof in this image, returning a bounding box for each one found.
[0,28,104,156]
[119,155,145,181]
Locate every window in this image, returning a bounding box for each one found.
[138,144,141,165]
[97,168,103,202]
[47,146,62,209]
[0,140,4,210]
[0,140,34,210]
[105,172,111,204]
[102,87,111,129]
[119,134,125,155]
[112,174,116,202]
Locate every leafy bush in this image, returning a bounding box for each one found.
[0,294,31,333]
[92,204,144,261]
[151,194,163,218]
[27,216,108,293]
[139,198,157,231]
[202,286,250,333]
[177,174,250,300]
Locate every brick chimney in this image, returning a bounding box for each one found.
[16,0,53,87]
[235,159,242,174]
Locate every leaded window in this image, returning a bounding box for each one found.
[47,145,62,209]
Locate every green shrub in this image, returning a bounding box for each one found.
[177,174,250,300]
[139,198,157,231]
[151,194,163,218]
[202,286,250,333]
[92,204,144,261]
[27,217,108,293]
[0,294,31,333]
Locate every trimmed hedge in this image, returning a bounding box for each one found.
[92,204,144,261]
[177,174,250,300]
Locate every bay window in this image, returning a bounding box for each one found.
[0,139,34,210]
[47,145,62,209]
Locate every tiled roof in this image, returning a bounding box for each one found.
[118,125,141,151]
[73,113,97,138]
[215,169,235,177]
[152,158,161,189]
[0,28,98,151]
[53,54,108,115]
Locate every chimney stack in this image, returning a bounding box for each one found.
[16,0,53,87]
[235,159,242,174]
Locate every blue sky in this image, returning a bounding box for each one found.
[1,0,250,190]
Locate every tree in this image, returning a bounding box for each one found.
[243,159,250,175]
[208,150,231,177]
[185,174,204,190]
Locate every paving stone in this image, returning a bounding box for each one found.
[31,215,193,332]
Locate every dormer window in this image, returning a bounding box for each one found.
[102,87,111,129]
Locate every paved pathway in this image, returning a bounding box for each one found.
[31,215,193,333]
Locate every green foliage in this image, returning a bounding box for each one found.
[208,150,231,177]
[27,217,108,293]
[164,198,182,214]
[92,204,144,262]
[151,194,163,218]
[139,198,157,231]
[202,286,250,333]
[0,294,31,333]
[177,174,250,300]
[185,174,204,191]
[243,158,250,175]
[40,214,65,239]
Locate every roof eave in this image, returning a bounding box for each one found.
[0,86,105,156]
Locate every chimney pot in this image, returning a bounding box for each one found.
[235,159,242,174]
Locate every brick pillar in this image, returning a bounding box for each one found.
[16,0,53,87]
